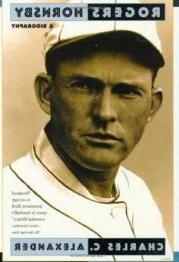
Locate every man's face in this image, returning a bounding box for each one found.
[49,51,155,171]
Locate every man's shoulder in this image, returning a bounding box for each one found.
[118,166,161,216]
[118,165,150,191]
[3,152,34,175]
[117,165,159,210]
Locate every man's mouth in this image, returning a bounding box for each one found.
[83,132,123,146]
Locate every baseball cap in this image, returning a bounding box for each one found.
[45,0,165,73]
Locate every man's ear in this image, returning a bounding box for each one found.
[147,87,163,123]
[34,73,52,115]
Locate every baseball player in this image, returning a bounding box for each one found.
[3,0,172,261]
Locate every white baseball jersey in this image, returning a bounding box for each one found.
[3,130,173,261]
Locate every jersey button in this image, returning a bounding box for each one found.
[110,206,122,218]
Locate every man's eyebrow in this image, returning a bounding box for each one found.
[66,74,104,85]
[60,74,147,91]
[114,81,150,92]
[114,82,141,89]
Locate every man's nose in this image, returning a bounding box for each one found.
[93,87,117,123]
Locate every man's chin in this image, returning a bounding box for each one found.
[76,155,123,172]
[62,144,127,172]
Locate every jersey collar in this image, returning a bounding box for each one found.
[32,128,120,202]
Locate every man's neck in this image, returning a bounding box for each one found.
[45,124,119,199]
[64,159,118,198]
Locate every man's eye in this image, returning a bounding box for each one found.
[68,79,102,92]
[69,81,89,90]
[115,84,142,98]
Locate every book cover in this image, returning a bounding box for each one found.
[2,0,177,261]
